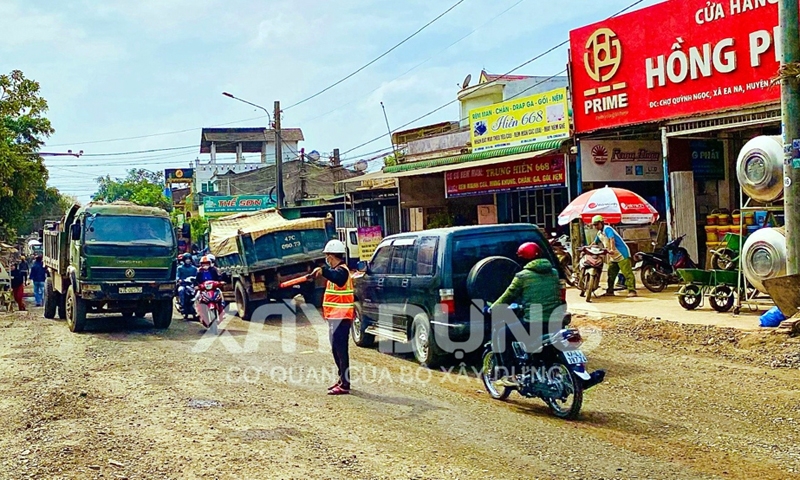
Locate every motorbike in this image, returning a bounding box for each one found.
[175,276,197,319]
[480,304,605,419]
[549,232,575,286]
[576,245,609,303]
[195,280,225,334]
[634,234,697,293]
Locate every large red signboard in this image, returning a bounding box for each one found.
[444,155,566,198]
[570,0,782,133]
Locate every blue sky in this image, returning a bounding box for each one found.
[1,0,662,202]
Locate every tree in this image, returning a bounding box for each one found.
[93,168,171,210]
[17,187,76,235]
[0,70,55,239]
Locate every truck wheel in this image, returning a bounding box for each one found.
[235,282,252,321]
[152,299,173,329]
[65,284,87,333]
[43,277,57,319]
[57,294,66,319]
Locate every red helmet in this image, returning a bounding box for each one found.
[517,242,542,261]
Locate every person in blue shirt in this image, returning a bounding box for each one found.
[177,253,198,281]
[29,256,47,307]
[592,215,637,297]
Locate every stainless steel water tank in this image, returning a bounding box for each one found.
[742,227,787,293]
[736,136,785,203]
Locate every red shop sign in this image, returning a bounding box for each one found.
[570,0,781,134]
[444,155,566,198]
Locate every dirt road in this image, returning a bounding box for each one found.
[1,304,799,480]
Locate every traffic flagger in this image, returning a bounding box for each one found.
[313,239,355,395]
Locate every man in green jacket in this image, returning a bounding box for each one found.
[490,242,563,387]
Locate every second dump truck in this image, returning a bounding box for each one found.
[209,208,329,320]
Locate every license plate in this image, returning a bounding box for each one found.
[563,350,587,365]
[634,261,643,270]
[119,286,142,294]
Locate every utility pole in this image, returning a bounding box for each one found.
[274,100,284,210]
[780,0,800,274]
[299,147,307,205]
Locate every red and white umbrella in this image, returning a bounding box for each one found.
[558,186,659,225]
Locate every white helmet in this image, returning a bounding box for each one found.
[207,254,216,263]
[323,239,347,254]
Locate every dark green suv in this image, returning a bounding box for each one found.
[352,224,564,366]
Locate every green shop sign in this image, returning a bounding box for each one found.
[202,195,275,215]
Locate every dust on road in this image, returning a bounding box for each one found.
[0,306,799,480]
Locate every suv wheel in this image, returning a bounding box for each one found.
[411,315,442,368]
[351,308,375,348]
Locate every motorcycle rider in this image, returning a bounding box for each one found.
[177,253,198,319]
[490,242,563,387]
[591,215,637,297]
[195,255,222,284]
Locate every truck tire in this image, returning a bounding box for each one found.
[57,294,66,319]
[43,277,57,319]
[235,282,253,321]
[65,284,87,333]
[152,299,173,329]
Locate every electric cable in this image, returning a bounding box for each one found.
[283,0,469,110]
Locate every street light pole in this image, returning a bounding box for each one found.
[221,92,283,210]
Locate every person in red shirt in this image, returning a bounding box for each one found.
[10,262,26,311]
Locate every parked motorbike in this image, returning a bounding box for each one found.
[576,245,609,303]
[480,304,605,419]
[195,280,225,334]
[634,234,697,293]
[549,232,575,286]
[175,277,197,319]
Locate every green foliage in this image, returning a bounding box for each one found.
[383,151,404,167]
[426,211,454,229]
[17,188,76,235]
[187,216,209,245]
[0,70,55,239]
[93,168,171,210]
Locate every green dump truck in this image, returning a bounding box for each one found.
[209,209,328,320]
[42,201,178,332]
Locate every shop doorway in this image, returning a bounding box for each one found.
[512,188,568,232]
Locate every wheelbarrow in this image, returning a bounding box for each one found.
[676,268,739,313]
[709,232,742,271]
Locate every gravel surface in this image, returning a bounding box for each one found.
[0,305,798,479]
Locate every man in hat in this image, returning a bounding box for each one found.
[592,215,637,297]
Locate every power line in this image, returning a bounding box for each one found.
[339,0,647,157]
[283,0,469,111]
[296,0,528,126]
[45,115,269,147]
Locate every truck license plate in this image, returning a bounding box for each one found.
[563,350,587,365]
[119,286,142,294]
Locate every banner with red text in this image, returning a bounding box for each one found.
[444,155,566,198]
[570,0,781,133]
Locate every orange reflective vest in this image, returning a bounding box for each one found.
[322,265,355,320]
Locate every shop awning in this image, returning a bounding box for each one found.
[337,138,567,184]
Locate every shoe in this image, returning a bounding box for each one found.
[579,291,585,297]
[328,385,350,395]
[627,291,638,297]
[602,290,615,297]
[499,376,519,388]
[328,381,342,391]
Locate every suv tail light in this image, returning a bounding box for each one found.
[439,288,455,315]
[559,280,567,303]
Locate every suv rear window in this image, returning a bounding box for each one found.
[416,237,438,276]
[452,232,547,277]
